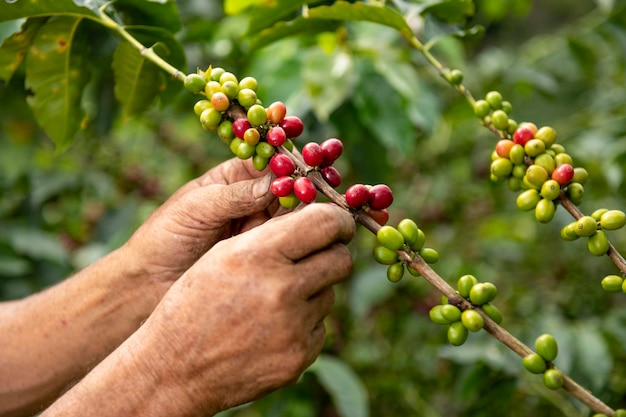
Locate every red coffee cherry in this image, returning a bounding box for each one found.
[269,154,296,177]
[232,118,251,139]
[293,177,317,203]
[495,139,515,158]
[320,138,344,167]
[513,126,535,146]
[366,207,389,226]
[302,142,324,167]
[345,183,370,208]
[368,184,394,210]
[267,126,287,147]
[280,116,304,139]
[321,166,342,188]
[552,163,574,186]
[267,101,287,125]
[270,176,295,197]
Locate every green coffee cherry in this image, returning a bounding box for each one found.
[440,304,462,322]
[601,275,624,293]
[566,182,584,204]
[592,414,609,417]
[236,142,256,159]
[540,180,561,201]
[229,138,243,156]
[517,189,541,211]
[429,305,450,325]
[407,264,421,277]
[209,66,225,81]
[560,222,580,241]
[469,283,495,306]
[572,167,588,185]
[193,99,212,116]
[377,225,405,251]
[615,409,626,417]
[278,194,299,209]
[534,153,556,175]
[491,158,513,178]
[523,352,547,374]
[387,262,405,283]
[247,104,268,126]
[457,274,478,298]
[575,216,598,237]
[535,198,556,224]
[252,154,269,171]
[217,120,234,141]
[237,88,257,109]
[184,73,207,93]
[474,100,491,118]
[524,139,546,158]
[397,219,420,247]
[200,107,222,130]
[502,101,513,114]
[543,369,564,390]
[481,303,503,324]
[491,110,509,130]
[256,142,275,159]
[535,126,557,148]
[535,334,558,362]
[409,229,426,252]
[525,165,549,188]
[591,208,609,221]
[587,230,609,256]
[373,245,400,265]
[509,144,526,165]
[600,210,626,230]
[449,69,464,85]
[420,248,439,264]
[485,91,503,109]
[447,321,469,346]
[461,309,484,332]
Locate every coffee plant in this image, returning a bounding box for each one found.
[2,1,626,416]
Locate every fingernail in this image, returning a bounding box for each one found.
[253,174,272,199]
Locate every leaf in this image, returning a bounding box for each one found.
[309,354,369,417]
[249,16,339,51]
[111,0,182,33]
[419,0,475,23]
[307,2,412,38]
[224,0,269,15]
[0,17,47,83]
[0,0,98,22]
[246,0,309,35]
[8,227,68,264]
[112,40,163,118]
[25,15,90,150]
[573,323,612,391]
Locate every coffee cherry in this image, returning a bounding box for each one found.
[554,153,574,167]
[302,142,324,167]
[377,225,405,251]
[345,184,370,208]
[320,138,344,167]
[513,126,535,146]
[591,208,609,221]
[575,216,597,237]
[490,158,513,178]
[237,88,257,108]
[232,118,251,139]
[321,166,342,188]
[587,230,609,256]
[495,139,515,158]
[429,305,451,325]
[184,73,207,93]
[491,110,509,130]
[368,184,394,210]
[616,410,626,417]
[535,334,558,362]
[517,189,541,211]
[280,116,304,138]
[407,264,420,277]
[572,167,588,184]
[219,71,238,85]
[193,99,211,116]
[540,179,561,201]
[221,81,239,99]
[535,198,556,224]
[461,309,484,332]
[508,177,521,192]
[252,155,269,171]
[256,142,275,159]
[238,76,258,91]
[601,275,624,293]
[600,210,626,230]
[534,153,556,175]
[560,222,580,241]
[449,69,463,85]
[278,193,300,209]
[387,262,405,283]
[447,321,469,346]
[524,139,546,157]
[247,104,268,126]
[420,247,439,264]
[486,91,503,109]
[397,219,419,247]
[566,182,584,204]
[481,303,503,324]
[525,165,549,188]
[269,154,296,177]
[229,138,243,155]
[469,283,494,306]
[200,107,222,130]
[367,208,390,226]
[373,245,400,265]
[523,353,547,374]
[543,369,564,390]
[535,126,557,147]
[266,126,287,146]
[502,101,513,114]
[283,139,295,152]
[293,177,317,204]
[592,414,609,417]
[237,142,256,159]
[243,128,261,146]
[270,176,294,197]
[209,67,225,82]
[552,163,574,186]
[509,144,526,165]
[474,100,490,118]
[217,120,234,141]
[204,80,222,97]
[457,275,478,298]
[267,101,287,124]
[441,304,462,322]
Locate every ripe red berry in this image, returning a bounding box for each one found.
[269,154,296,177]
[267,126,287,147]
[320,138,344,167]
[513,126,534,146]
[293,177,317,204]
[232,118,251,139]
[270,176,294,197]
[368,184,394,210]
[366,207,389,226]
[321,166,342,188]
[552,163,574,186]
[495,139,515,158]
[345,183,370,208]
[302,142,324,167]
[280,116,304,139]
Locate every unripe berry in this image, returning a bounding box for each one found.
[490,158,513,178]
[575,216,597,237]
[560,222,579,241]
[535,126,557,147]
[373,245,399,265]
[397,219,420,247]
[534,153,556,175]
[473,99,490,118]
[266,126,287,146]
[457,275,478,298]
[429,305,450,325]
[236,142,255,159]
[269,154,296,177]
[509,144,526,165]
[535,198,556,224]
[543,369,564,390]
[368,184,394,210]
[220,80,239,99]
[256,142,275,159]
[266,101,287,124]
[525,165,549,188]
[280,116,304,138]
[184,73,207,93]
[495,139,515,158]
[540,179,561,201]
[535,334,558,362]
[204,80,222,97]
[517,189,541,211]
[200,107,222,130]
[554,152,574,166]
[293,177,317,204]
[440,304,462,322]
[247,104,268,126]
[469,283,493,306]
[302,142,324,167]
[377,225,405,251]
[252,155,269,171]
[491,110,509,130]
[566,182,584,204]
[461,309,484,332]
[420,247,439,264]
[386,262,405,283]
[551,163,574,186]
[278,193,299,209]
[218,71,238,85]
[449,69,463,84]
[237,88,257,109]
[481,303,503,324]
[502,101,513,114]
[588,230,609,256]
[238,76,258,91]
[523,353,547,374]
[448,321,469,346]
[524,139,546,157]
[320,138,344,167]
[209,67,225,82]
[229,138,243,155]
[572,167,588,184]
[232,118,251,139]
[193,99,211,116]
[321,166,342,188]
[409,229,426,252]
[345,184,370,208]
[485,91,503,109]
[601,275,623,293]
[270,176,294,197]
[600,210,626,230]
[513,126,535,146]
[243,128,261,146]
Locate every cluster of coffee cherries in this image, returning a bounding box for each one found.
[429,274,501,346]
[522,334,565,390]
[475,91,589,224]
[372,218,439,283]
[560,209,626,259]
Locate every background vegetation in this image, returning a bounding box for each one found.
[1,0,626,416]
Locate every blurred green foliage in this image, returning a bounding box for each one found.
[1,0,626,416]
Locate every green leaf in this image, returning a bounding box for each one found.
[112,40,164,118]
[309,354,369,417]
[224,0,268,15]
[246,0,310,35]
[307,2,412,38]
[0,0,98,22]
[249,16,339,50]
[420,0,475,23]
[25,15,90,150]
[0,17,47,83]
[112,0,182,33]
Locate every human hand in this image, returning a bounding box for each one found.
[127,203,355,416]
[122,157,276,287]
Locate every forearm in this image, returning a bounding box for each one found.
[0,247,171,416]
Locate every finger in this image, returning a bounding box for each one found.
[292,244,353,298]
[198,157,268,187]
[303,321,327,371]
[254,204,355,262]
